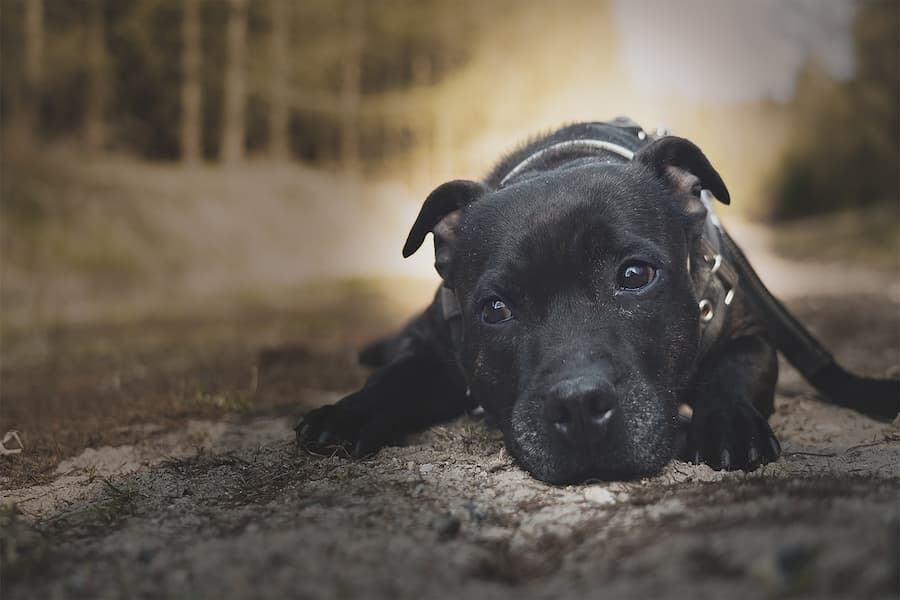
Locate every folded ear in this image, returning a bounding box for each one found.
[635,136,730,205]
[635,136,729,237]
[402,179,487,280]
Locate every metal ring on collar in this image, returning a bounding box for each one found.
[706,254,723,274]
[699,299,714,322]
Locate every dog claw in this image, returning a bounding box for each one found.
[768,435,781,459]
[748,446,759,465]
[352,440,376,458]
[351,441,364,458]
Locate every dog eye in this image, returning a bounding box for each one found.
[617,262,657,291]
[482,298,514,324]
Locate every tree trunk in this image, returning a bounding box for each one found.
[83,0,107,151]
[220,0,248,164]
[13,0,43,151]
[339,2,363,173]
[180,0,203,164]
[268,0,290,160]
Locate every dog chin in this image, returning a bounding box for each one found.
[508,434,675,485]
[505,399,677,485]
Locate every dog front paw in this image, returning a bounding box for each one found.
[684,402,781,471]
[295,392,386,458]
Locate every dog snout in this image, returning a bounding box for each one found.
[543,376,617,443]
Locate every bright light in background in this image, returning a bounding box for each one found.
[612,0,856,102]
[6,0,891,325]
[403,1,867,282]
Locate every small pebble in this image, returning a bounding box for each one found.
[583,486,616,505]
[432,514,461,538]
[462,501,486,522]
[419,463,434,475]
[646,498,686,520]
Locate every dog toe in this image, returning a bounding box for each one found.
[688,403,781,472]
[296,395,391,458]
[747,444,759,466]
[698,411,734,470]
[316,431,339,445]
[296,404,357,450]
[351,438,380,458]
[718,448,732,470]
[725,404,779,471]
[767,434,782,460]
[746,407,780,468]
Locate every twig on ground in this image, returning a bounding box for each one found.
[1,431,24,456]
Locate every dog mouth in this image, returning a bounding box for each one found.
[502,382,678,484]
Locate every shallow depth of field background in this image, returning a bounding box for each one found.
[1,4,899,598]
[1,0,897,329]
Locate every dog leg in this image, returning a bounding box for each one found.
[683,334,781,471]
[296,329,473,457]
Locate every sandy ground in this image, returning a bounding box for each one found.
[2,222,899,599]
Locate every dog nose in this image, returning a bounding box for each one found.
[543,377,617,443]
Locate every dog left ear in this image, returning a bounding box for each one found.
[403,179,487,280]
[636,135,730,203]
[636,136,730,237]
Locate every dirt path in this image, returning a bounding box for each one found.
[2,223,899,599]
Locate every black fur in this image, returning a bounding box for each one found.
[296,121,898,484]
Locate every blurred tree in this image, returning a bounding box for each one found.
[339,1,364,173]
[267,0,290,160]
[0,0,509,167]
[12,0,44,151]
[180,0,202,163]
[771,0,899,219]
[83,0,108,151]
[221,0,248,163]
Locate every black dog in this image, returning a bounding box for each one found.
[296,120,899,484]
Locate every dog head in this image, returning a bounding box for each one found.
[404,136,729,484]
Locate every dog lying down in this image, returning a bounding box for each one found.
[296,119,899,484]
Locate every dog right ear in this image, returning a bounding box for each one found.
[402,179,487,279]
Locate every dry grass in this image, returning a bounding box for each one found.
[0,280,428,488]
